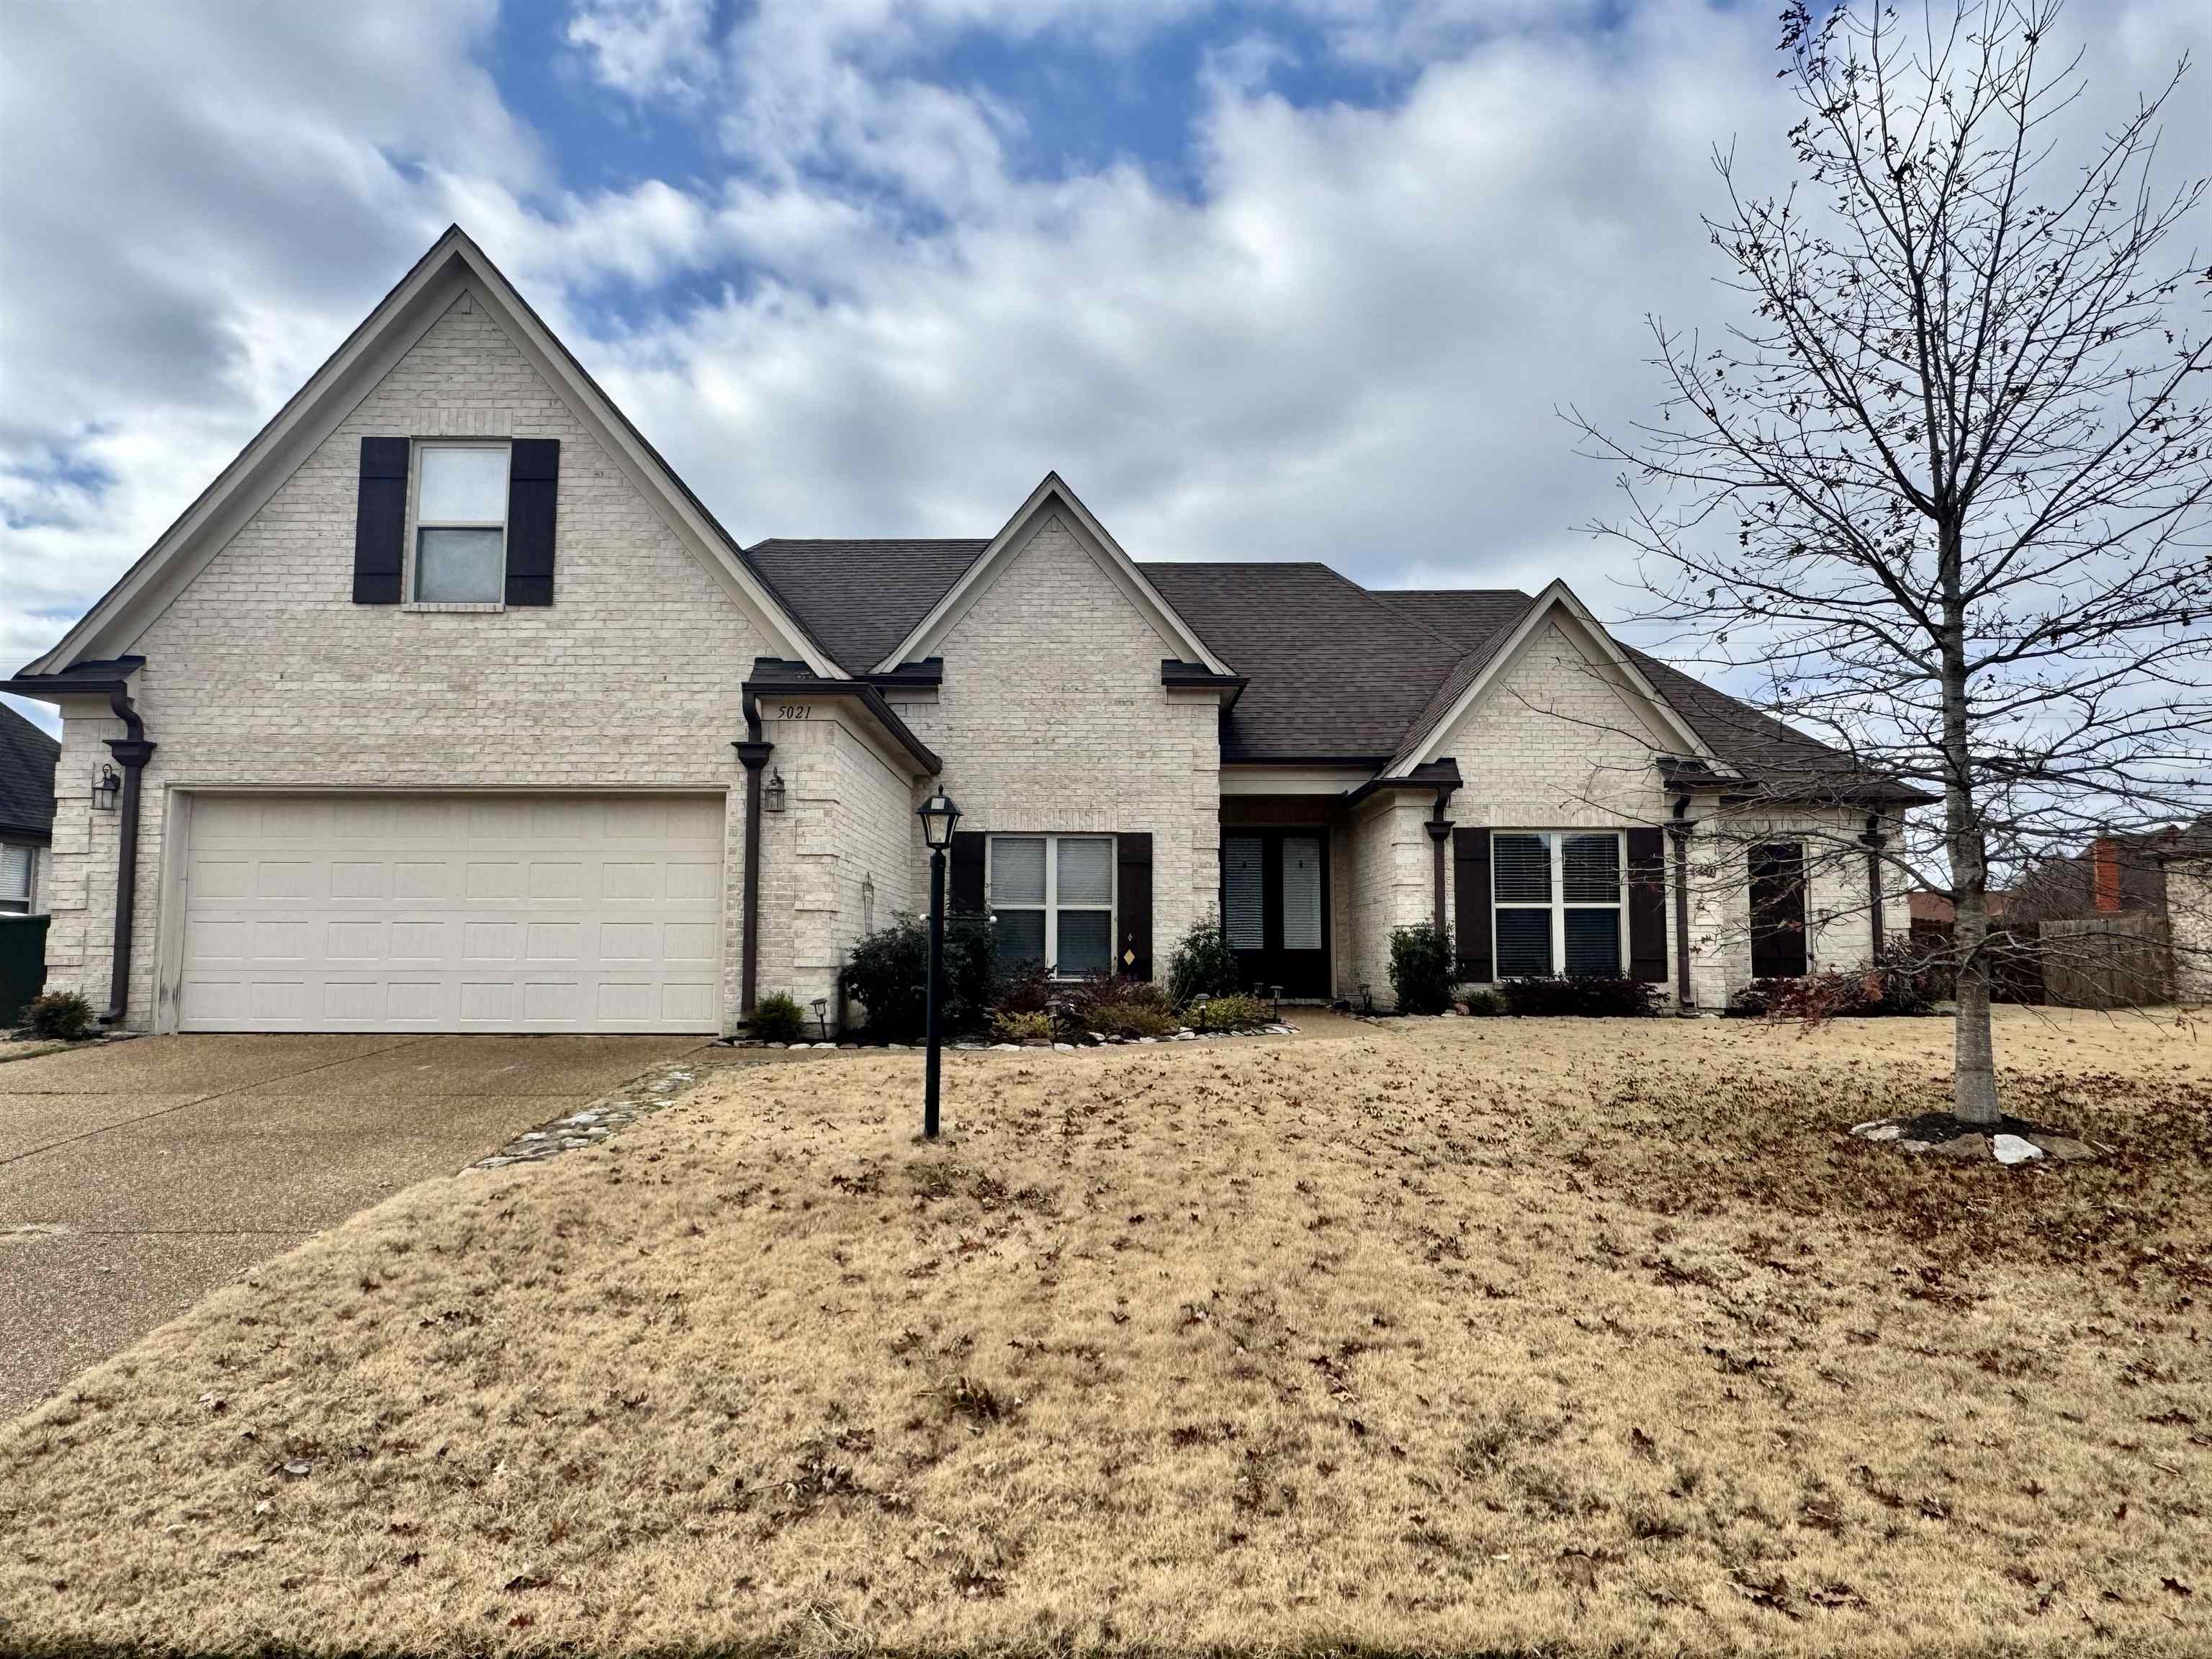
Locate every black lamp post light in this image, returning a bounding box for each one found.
[917,787,961,1141]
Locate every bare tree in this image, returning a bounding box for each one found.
[1573,0,2212,1123]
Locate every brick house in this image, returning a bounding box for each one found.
[4,228,1926,1033]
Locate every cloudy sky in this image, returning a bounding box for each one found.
[4,0,2207,732]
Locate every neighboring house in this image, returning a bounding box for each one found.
[2013,817,2212,1005]
[1907,889,2013,928]
[1,228,1926,1033]
[0,702,59,915]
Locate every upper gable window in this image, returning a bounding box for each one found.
[413,443,509,603]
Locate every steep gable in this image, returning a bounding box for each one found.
[24,226,833,678]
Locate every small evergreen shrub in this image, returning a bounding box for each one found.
[1061,978,1181,1038]
[1192,992,1271,1032]
[24,990,96,1040]
[991,1009,1055,1043]
[1388,922,1455,1015]
[749,992,809,1044]
[1459,987,1505,1017]
[993,957,1057,1016]
[1499,976,1658,1017]
[840,912,999,1043]
[1168,917,1241,1007]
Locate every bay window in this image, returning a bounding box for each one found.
[1491,830,1625,978]
[988,834,1115,976]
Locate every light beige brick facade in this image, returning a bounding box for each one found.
[42,288,773,1031]
[891,516,1222,977]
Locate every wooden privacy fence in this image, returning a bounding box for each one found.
[0,914,49,1027]
[2039,914,2172,1010]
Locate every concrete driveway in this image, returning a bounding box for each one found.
[0,1032,707,1419]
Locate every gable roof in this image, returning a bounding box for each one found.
[1140,564,1472,760]
[1376,588,1929,803]
[878,474,1233,676]
[22,226,838,679]
[0,703,61,841]
[743,539,986,671]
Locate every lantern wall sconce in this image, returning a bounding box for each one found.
[91,765,121,813]
[763,768,787,813]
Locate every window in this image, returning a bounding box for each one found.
[0,843,32,914]
[989,835,1115,976]
[1749,842,1809,978]
[413,443,510,602]
[1491,830,1624,979]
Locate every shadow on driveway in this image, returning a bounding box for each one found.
[0,1033,706,1419]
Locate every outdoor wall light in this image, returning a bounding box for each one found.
[91,765,121,813]
[763,768,787,813]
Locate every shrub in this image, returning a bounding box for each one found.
[1061,978,1182,1038]
[1168,917,1241,1007]
[749,992,809,1044]
[1499,976,1658,1017]
[1192,992,1271,1032]
[1729,966,1938,1022]
[23,990,96,1041]
[1388,922,1455,1015]
[840,912,999,1043]
[993,956,1057,1017]
[1459,987,1505,1017]
[991,1009,1055,1043]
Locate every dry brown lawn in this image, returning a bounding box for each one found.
[3,1010,2209,1657]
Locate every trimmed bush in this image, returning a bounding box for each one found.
[840,912,998,1043]
[1168,917,1240,1007]
[1499,976,1658,1017]
[1459,987,1505,1017]
[24,990,96,1040]
[749,992,809,1044]
[1388,922,1455,1015]
[991,1010,1055,1043]
[1061,978,1182,1038]
[1192,992,1271,1032]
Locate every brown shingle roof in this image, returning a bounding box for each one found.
[742,539,987,672]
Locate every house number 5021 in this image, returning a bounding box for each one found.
[775,704,811,720]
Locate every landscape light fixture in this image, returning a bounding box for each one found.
[811,997,830,1040]
[915,788,961,1138]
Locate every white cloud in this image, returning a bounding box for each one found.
[5,0,2207,742]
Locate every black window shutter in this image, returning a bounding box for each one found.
[1452,827,1492,982]
[505,439,559,606]
[949,831,986,913]
[1627,827,1668,984]
[351,437,410,604]
[1117,832,1153,981]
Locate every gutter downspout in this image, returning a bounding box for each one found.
[103,684,156,1026]
[1426,785,1457,935]
[1861,811,1889,966]
[732,692,773,1023]
[1666,793,1695,1010]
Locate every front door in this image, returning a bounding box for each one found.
[1221,829,1331,997]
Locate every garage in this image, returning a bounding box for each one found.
[174,793,725,1033]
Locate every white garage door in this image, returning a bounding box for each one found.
[177,793,724,1033]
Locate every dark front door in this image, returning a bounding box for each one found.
[1221,829,1331,997]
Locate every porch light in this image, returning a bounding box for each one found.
[917,788,961,850]
[763,768,787,814]
[91,765,121,813]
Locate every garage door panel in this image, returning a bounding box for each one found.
[179,793,724,1033]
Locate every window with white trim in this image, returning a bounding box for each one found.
[0,842,33,914]
[988,835,1115,976]
[412,442,510,602]
[1491,830,1624,978]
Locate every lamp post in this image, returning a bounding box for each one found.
[917,787,961,1140]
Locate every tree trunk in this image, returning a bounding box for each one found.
[1939,524,2002,1126]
